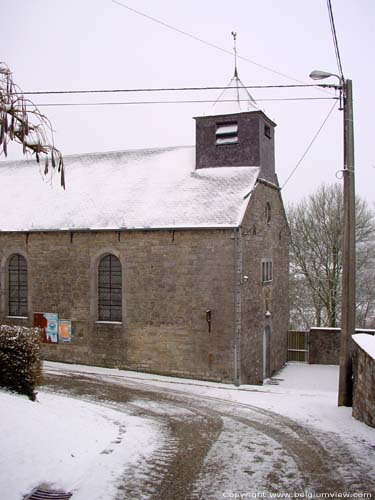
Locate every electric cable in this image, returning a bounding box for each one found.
[111,0,310,85]
[326,0,344,79]
[281,100,338,190]
[32,97,337,107]
[17,83,334,96]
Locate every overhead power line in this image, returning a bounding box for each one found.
[33,97,337,108]
[18,83,335,96]
[326,0,344,79]
[111,0,308,85]
[281,100,338,190]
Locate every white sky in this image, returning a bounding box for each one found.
[1,0,374,206]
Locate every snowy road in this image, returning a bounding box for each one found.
[42,363,375,499]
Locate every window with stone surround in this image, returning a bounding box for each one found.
[98,254,122,322]
[261,258,273,284]
[8,254,28,317]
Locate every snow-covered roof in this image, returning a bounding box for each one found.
[353,333,375,361]
[0,146,260,232]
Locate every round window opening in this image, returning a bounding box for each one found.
[265,202,271,223]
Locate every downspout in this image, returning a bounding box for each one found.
[233,227,241,386]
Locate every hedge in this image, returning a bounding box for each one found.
[0,325,43,401]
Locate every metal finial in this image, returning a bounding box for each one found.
[231,31,238,78]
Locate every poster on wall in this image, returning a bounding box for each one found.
[33,312,59,343]
[44,313,59,343]
[33,313,47,342]
[58,320,72,343]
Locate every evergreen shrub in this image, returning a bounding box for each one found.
[0,325,43,401]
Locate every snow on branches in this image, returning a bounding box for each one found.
[0,62,65,188]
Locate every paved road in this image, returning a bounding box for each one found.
[42,367,375,500]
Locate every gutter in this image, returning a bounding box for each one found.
[233,226,241,386]
[0,225,238,235]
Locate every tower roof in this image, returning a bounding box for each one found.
[210,73,259,115]
[209,32,259,116]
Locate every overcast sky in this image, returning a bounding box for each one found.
[1,0,374,206]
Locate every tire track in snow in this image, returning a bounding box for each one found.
[43,369,375,498]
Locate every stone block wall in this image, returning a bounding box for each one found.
[0,229,236,382]
[352,338,375,429]
[239,182,289,384]
[308,328,341,365]
[308,328,374,365]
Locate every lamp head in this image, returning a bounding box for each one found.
[309,70,334,80]
[309,70,340,81]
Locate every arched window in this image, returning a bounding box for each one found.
[98,254,122,322]
[8,254,28,317]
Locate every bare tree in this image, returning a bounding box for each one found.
[356,240,375,328]
[0,62,65,188]
[288,183,375,329]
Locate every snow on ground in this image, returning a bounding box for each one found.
[44,361,375,446]
[0,389,160,500]
[1,361,374,500]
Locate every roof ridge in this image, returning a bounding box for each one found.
[64,144,194,160]
[0,145,195,166]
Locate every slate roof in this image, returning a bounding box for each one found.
[0,146,260,232]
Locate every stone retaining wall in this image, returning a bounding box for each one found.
[308,328,374,365]
[308,328,341,365]
[352,336,375,429]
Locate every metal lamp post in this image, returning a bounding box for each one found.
[309,70,355,407]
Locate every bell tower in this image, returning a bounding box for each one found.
[194,33,278,185]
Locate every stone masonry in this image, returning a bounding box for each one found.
[240,182,289,383]
[308,327,374,365]
[352,340,375,429]
[308,328,341,365]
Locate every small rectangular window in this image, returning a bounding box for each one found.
[216,122,238,145]
[264,124,271,139]
[262,259,273,283]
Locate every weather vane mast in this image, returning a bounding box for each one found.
[231,31,238,78]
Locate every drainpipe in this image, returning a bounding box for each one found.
[233,227,240,386]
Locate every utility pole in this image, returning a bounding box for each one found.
[309,72,356,407]
[338,79,356,407]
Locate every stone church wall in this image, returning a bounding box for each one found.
[239,183,289,384]
[0,229,236,382]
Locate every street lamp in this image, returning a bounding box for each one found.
[310,70,355,407]
[309,70,340,81]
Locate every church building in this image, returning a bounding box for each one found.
[0,70,289,385]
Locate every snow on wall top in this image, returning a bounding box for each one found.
[353,333,375,361]
[0,146,260,231]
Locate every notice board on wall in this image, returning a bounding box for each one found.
[34,312,71,343]
[34,312,49,343]
[58,320,72,343]
[44,313,59,343]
